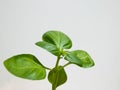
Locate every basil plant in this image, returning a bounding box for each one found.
[4,30,95,90]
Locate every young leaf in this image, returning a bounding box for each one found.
[4,54,46,80]
[36,31,72,56]
[64,50,95,68]
[43,31,72,49]
[35,41,60,56]
[48,66,67,90]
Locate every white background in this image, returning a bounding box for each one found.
[0,0,120,90]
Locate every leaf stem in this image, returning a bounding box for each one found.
[41,64,51,70]
[63,62,71,68]
[52,84,56,90]
[55,56,61,68]
[44,66,51,70]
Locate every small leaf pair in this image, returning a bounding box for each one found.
[3,30,95,90]
[36,31,72,56]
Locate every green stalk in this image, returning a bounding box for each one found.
[55,56,61,68]
[44,66,51,70]
[41,64,51,70]
[63,62,71,68]
[51,55,61,90]
[52,84,56,90]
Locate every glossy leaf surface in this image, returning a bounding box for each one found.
[35,41,60,56]
[48,66,67,90]
[36,31,72,56]
[43,31,72,49]
[64,50,95,68]
[4,54,46,80]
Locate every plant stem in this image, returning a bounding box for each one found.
[63,62,71,68]
[52,85,56,90]
[41,64,51,70]
[55,56,60,68]
[44,66,51,70]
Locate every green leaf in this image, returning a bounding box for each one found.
[4,54,46,80]
[36,30,72,56]
[35,41,60,56]
[48,66,67,90]
[43,31,72,49]
[64,50,95,68]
